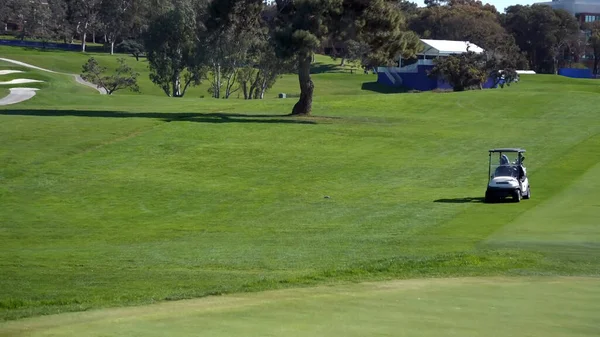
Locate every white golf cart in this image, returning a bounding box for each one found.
[485,148,530,203]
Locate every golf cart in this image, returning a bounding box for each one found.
[485,148,530,203]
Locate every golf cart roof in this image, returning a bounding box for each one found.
[489,148,526,153]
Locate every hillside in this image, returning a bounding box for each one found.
[0,47,599,332]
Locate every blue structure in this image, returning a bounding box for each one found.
[0,39,81,51]
[377,64,497,91]
[376,39,497,91]
[558,68,593,79]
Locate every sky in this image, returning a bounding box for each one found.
[412,0,543,12]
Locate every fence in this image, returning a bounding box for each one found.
[558,68,593,79]
[0,39,107,53]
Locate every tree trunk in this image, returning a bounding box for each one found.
[291,54,314,116]
[213,63,221,98]
[224,69,237,99]
[92,31,96,44]
[248,71,260,100]
[110,41,115,55]
[340,57,346,66]
[242,81,248,99]
[259,85,266,99]
[82,31,87,52]
[594,56,599,75]
[172,75,181,97]
[81,22,88,52]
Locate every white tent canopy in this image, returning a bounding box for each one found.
[419,39,485,57]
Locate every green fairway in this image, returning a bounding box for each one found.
[0,47,379,98]
[486,160,600,254]
[1,277,598,337]
[1,47,600,323]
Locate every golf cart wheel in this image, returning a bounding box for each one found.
[512,189,521,202]
[485,191,494,203]
[523,187,531,199]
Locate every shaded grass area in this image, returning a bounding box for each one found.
[0,34,103,47]
[0,48,600,321]
[1,277,599,337]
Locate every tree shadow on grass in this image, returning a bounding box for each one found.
[361,82,408,94]
[310,63,344,74]
[0,109,318,125]
[434,197,485,203]
[434,197,520,204]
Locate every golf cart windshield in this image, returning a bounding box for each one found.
[490,152,520,179]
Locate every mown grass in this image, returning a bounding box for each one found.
[0,46,380,98]
[0,47,599,321]
[2,277,599,337]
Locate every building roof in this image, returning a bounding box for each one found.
[420,39,485,56]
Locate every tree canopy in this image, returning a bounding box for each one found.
[275,0,421,115]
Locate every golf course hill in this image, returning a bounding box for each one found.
[1,46,599,336]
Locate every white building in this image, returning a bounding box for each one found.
[398,39,484,69]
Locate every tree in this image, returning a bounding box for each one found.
[550,9,580,74]
[485,52,519,88]
[395,0,419,15]
[343,39,371,72]
[409,1,508,52]
[429,51,487,91]
[118,39,145,61]
[46,0,73,43]
[504,4,579,73]
[22,0,53,41]
[72,0,102,52]
[588,22,600,75]
[199,0,267,99]
[237,36,294,99]
[144,3,204,97]
[100,0,133,55]
[81,57,140,95]
[275,0,420,116]
[0,0,11,28]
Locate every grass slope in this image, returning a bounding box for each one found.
[0,47,599,321]
[1,277,599,337]
[0,47,383,98]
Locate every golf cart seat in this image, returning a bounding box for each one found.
[494,165,516,177]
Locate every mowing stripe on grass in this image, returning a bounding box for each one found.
[485,160,600,256]
[417,132,600,254]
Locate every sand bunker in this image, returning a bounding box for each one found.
[0,87,39,105]
[0,78,44,85]
[0,70,24,75]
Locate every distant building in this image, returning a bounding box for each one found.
[376,39,495,91]
[537,0,600,73]
[537,0,600,24]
